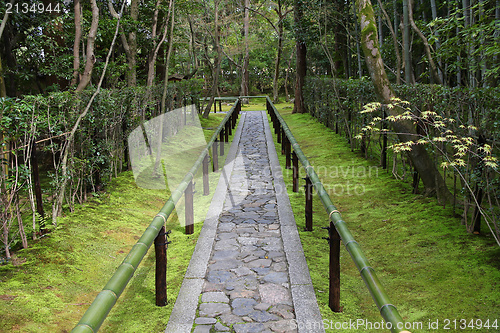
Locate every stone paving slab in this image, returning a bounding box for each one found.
[166,110,323,333]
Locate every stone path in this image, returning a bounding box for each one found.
[166,111,323,333]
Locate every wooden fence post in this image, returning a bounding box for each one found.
[213,141,218,171]
[154,226,168,306]
[220,130,225,156]
[203,154,209,196]
[305,176,313,231]
[329,220,341,312]
[292,151,299,193]
[185,180,194,235]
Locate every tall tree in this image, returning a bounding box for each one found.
[108,0,139,87]
[408,0,442,84]
[240,0,250,100]
[71,0,82,86]
[355,0,451,203]
[202,0,222,118]
[76,0,100,92]
[292,0,307,114]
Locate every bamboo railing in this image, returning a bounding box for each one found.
[265,96,410,333]
[71,100,241,333]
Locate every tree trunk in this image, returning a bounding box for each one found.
[354,2,363,78]
[355,0,451,203]
[128,0,138,86]
[293,0,307,114]
[430,0,443,83]
[147,0,163,87]
[202,0,222,118]
[377,0,401,84]
[408,0,442,84]
[71,0,82,86]
[240,0,250,101]
[108,0,138,87]
[154,0,176,176]
[402,0,412,84]
[76,0,99,92]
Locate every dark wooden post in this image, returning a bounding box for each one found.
[219,130,225,156]
[213,141,219,171]
[213,100,217,113]
[154,226,167,306]
[292,151,299,193]
[277,125,281,144]
[281,131,286,155]
[225,122,229,141]
[185,180,194,234]
[329,220,341,312]
[203,154,209,196]
[219,100,222,113]
[285,137,291,169]
[31,141,46,233]
[305,176,313,231]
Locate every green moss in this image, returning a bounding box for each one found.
[271,105,500,332]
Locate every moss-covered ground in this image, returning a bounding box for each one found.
[0,112,235,333]
[267,102,500,332]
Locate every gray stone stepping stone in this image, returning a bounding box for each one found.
[208,259,243,271]
[247,258,272,268]
[263,272,288,284]
[195,317,217,325]
[268,320,297,333]
[218,232,238,240]
[202,281,224,292]
[214,322,230,331]
[201,291,229,303]
[248,310,279,322]
[212,250,239,260]
[259,283,293,305]
[207,271,234,284]
[254,303,271,311]
[232,298,257,316]
[233,323,266,333]
[237,237,260,246]
[231,266,254,277]
[193,325,213,333]
[199,303,231,317]
[251,267,270,275]
[218,222,235,232]
[269,304,295,319]
[228,289,257,299]
[219,313,242,325]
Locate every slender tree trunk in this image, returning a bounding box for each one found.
[71,0,82,86]
[430,0,443,83]
[153,0,176,176]
[128,0,138,86]
[202,0,222,118]
[354,1,363,78]
[147,0,163,87]
[377,0,401,84]
[402,0,412,84]
[355,0,451,203]
[240,0,250,101]
[408,0,442,84]
[76,0,99,92]
[293,0,307,114]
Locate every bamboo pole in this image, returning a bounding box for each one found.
[265,96,408,333]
